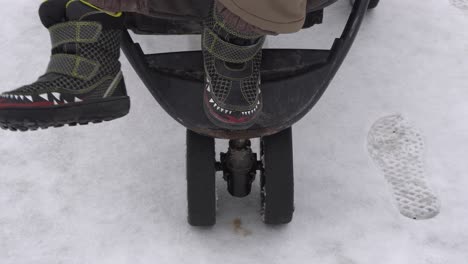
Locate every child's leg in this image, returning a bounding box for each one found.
[217,0,308,34]
[87,0,311,34]
[85,0,310,130]
[90,0,310,34]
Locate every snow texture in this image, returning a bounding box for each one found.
[450,0,468,10]
[368,115,440,220]
[1,0,468,264]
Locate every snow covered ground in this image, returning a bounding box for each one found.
[1,0,467,263]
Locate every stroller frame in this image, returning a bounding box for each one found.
[121,0,373,226]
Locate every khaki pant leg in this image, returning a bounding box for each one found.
[217,0,308,34]
[88,0,311,33]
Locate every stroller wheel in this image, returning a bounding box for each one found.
[186,130,217,226]
[260,128,295,225]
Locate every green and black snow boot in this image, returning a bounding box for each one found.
[0,0,129,131]
[202,3,266,130]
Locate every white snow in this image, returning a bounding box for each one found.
[0,0,467,264]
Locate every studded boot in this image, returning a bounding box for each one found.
[0,0,129,131]
[202,2,265,130]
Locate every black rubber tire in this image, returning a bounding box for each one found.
[260,127,294,225]
[368,0,380,9]
[186,129,217,226]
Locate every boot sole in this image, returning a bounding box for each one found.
[203,95,262,131]
[0,96,130,132]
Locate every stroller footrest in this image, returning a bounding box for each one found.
[145,49,330,82]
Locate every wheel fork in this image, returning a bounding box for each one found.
[217,139,261,198]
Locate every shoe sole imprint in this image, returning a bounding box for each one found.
[0,96,130,132]
[368,114,440,220]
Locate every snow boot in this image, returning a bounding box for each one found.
[202,2,265,130]
[0,0,129,131]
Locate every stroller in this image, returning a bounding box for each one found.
[121,0,379,226]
